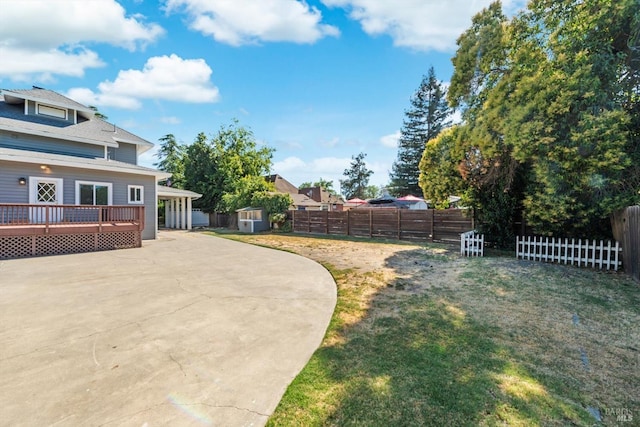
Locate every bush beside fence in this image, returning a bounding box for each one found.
[516,236,622,271]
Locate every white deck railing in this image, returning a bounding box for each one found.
[516,235,622,270]
[461,230,484,257]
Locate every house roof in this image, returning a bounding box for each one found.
[0,146,170,179]
[0,89,154,153]
[266,174,299,194]
[2,88,93,114]
[157,185,202,199]
[289,193,322,207]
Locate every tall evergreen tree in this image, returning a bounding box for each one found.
[389,67,450,196]
[340,153,373,199]
[154,134,185,188]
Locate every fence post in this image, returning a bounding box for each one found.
[369,209,372,238]
[307,210,311,233]
[347,210,350,236]
[325,210,329,234]
[430,210,434,242]
[397,209,401,240]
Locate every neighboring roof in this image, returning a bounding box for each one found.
[157,185,202,200]
[356,197,411,209]
[397,195,424,201]
[0,146,170,179]
[346,198,367,204]
[235,207,264,212]
[289,193,322,207]
[298,186,345,205]
[0,89,154,153]
[266,174,299,194]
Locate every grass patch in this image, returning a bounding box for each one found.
[204,231,639,426]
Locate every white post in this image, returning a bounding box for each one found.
[180,197,186,229]
[171,198,177,229]
[164,200,169,228]
[187,197,192,230]
[173,199,180,229]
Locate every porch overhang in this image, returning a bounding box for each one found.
[157,185,202,231]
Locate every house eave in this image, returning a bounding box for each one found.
[0,148,170,179]
[0,124,119,148]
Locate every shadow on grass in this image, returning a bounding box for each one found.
[268,248,594,426]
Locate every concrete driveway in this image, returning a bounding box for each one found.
[0,231,336,426]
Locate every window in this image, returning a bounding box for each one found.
[128,185,144,204]
[75,181,112,205]
[239,210,262,221]
[37,103,67,119]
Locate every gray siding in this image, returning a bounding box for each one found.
[0,130,103,158]
[109,142,137,164]
[26,100,74,124]
[0,160,157,239]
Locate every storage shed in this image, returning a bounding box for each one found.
[236,207,270,233]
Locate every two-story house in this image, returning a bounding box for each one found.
[0,87,198,259]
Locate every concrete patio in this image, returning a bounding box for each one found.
[0,231,336,426]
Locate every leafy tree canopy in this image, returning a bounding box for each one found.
[184,120,274,213]
[418,0,639,244]
[299,178,337,194]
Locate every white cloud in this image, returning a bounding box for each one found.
[0,0,163,80]
[322,137,340,148]
[164,0,339,45]
[380,130,400,148]
[273,156,308,172]
[322,0,526,51]
[0,47,104,82]
[66,54,220,109]
[273,155,353,192]
[161,116,182,125]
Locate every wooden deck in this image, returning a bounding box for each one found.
[0,204,144,259]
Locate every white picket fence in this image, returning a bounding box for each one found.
[516,236,622,270]
[461,230,484,257]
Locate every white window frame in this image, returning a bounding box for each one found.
[36,103,67,120]
[75,180,113,206]
[127,185,144,204]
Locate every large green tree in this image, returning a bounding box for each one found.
[389,67,450,197]
[154,134,186,188]
[184,121,274,213]
[340,152,373,199]
[423,0,639,245]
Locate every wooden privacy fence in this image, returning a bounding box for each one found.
[516,236,622,271]
[291,209,474,243]
[461,230,484,257]
[611,206,639,282]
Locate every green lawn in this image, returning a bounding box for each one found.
[208,231,639,426]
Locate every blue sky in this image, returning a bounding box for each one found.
[0,0,525,192]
